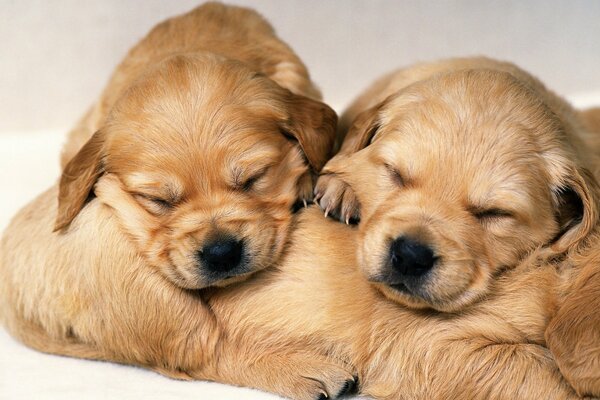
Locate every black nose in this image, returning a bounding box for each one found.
[390,236,436,277]
[201,238,244,272]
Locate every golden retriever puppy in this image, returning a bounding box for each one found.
[1,3,353,399]
[314,56,600,396]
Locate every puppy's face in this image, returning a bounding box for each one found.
[329,70,596,312]
[55,54,336,289]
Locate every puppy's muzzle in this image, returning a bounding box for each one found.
[199,237,244,273]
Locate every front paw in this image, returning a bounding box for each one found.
[293,171,316,213]
[314,174,360,224]
[274,354,358,400]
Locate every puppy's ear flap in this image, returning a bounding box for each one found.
[282,94,337,172]
[550,166,598,252]
[337,103,383,155]
[54,130,106,231]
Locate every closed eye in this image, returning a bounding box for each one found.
[134,193,174,215]
[385,163,405,187]
[239,167,269,192]
[471,207,513,220]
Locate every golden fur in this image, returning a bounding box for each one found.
[547,105,600,397]
[54,2,338,288]
[315,57,600,396]
[0,4,352,399]
[208,206,593,399]
[2,18,599,400]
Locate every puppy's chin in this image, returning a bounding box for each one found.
[375,282,488,313]
[209,271,256,288]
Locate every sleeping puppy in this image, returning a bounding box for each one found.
[314,57,600,395]
[0,4,352,400]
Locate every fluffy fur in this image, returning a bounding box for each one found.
[0,4,351,400]
[315,57,600,396]
[547,106,600,396]
[54,2,338,289]
[208,206,591,399]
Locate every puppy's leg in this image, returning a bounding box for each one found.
[188,345,357,400]
[546,261,600,397]
[315,173,360,224]
[362,340,577,399]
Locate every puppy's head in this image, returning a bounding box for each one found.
[54,53,336,289]
[334,69,598,312]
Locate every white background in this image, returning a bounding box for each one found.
[1,0,600,131]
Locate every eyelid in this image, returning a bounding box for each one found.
[133,193,174,214]
[238,166,270,191]
[384,163,405,187]
[470,207,513,220]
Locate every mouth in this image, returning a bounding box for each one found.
[389,282,412,295]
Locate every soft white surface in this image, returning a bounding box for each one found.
[0,93,598,399]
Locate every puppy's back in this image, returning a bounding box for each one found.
[0,186,124,339]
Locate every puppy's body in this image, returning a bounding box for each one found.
[0,187,582,400]
[209,207,581,400]
[61,2,321,167]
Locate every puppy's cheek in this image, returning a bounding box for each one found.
[275,146,312,206]
[423,259,491,311]
[165,239,207,289]
[245,214,292,270]
[356,230,385,279]
[484,222,553,267]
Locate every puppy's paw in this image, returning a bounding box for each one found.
[314,174,360,224]
[294,171,315,212]
[188,352,357,400]
[546,313,600,397]
[278,355,357,400]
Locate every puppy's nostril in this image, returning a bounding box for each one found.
[201,238,244,272]
[390,236,436,277]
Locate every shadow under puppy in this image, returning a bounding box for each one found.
[291,57,600,397]
[0,3,353,399]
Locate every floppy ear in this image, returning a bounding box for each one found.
[54,130,106,231]
[550,166,599,252]
[281,94,337,172]
[337,102,383,155]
